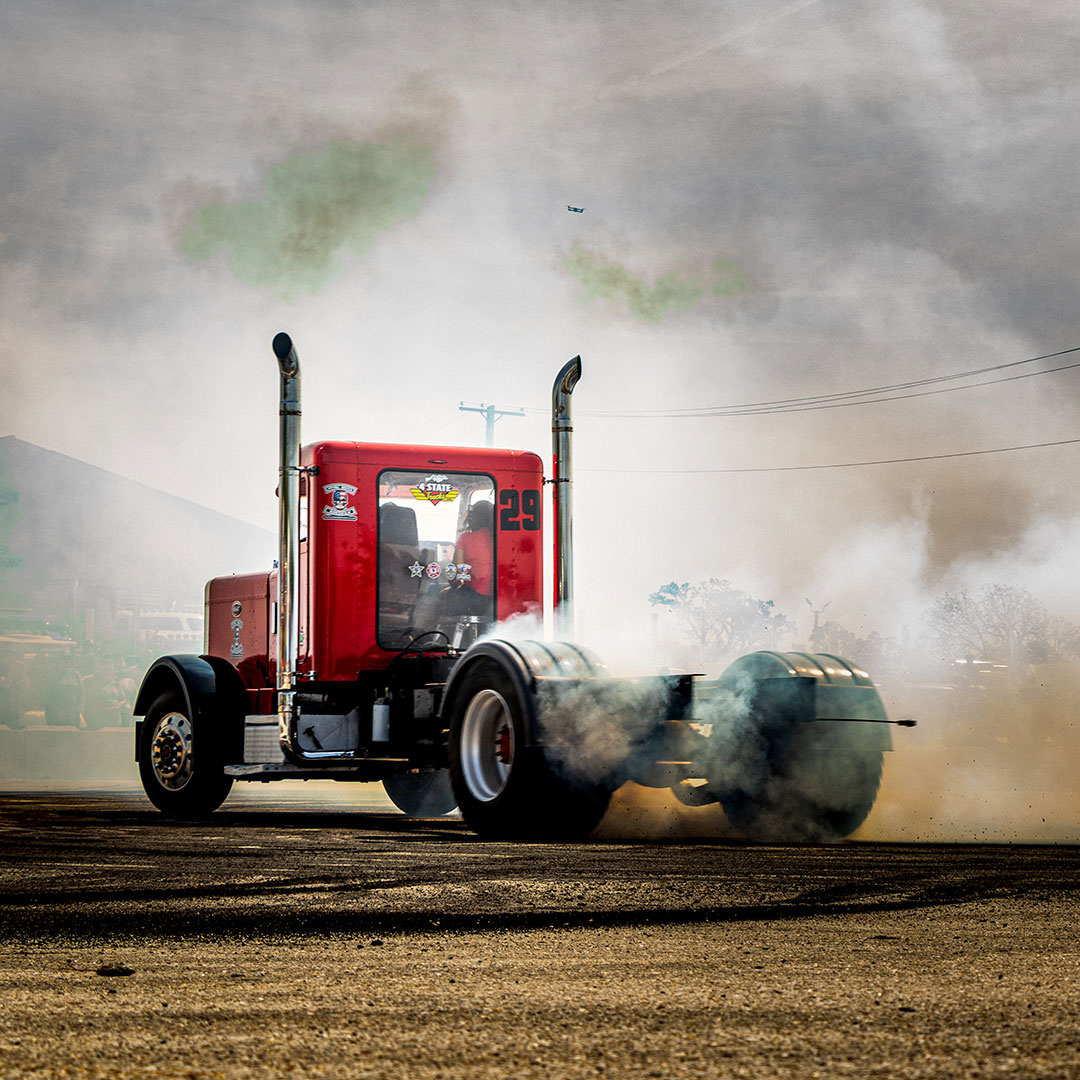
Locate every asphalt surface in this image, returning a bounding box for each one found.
[1,783,1077,1079]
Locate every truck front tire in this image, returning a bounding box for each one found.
[138,691,232,818]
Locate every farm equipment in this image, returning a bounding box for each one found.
[133,334,900,841]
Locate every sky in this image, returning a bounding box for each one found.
[4,0,1080,649]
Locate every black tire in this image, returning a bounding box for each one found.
[448,658,611,840]
[138,691,233,818]
[720,721,884,842]
[382,770,457,817]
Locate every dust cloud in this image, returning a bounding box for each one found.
[571,552,1080,843]
[3,2,1080,842]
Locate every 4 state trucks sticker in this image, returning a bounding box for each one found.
[410,474,460,505]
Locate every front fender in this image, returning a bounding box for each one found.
[133,654,248,760]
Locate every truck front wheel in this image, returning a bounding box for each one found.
[138,691,232,818]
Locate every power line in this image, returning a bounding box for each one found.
[689,357,1080,418]
[635,345,1080,416]
[580,437,1080,476]
[639,345,1080,416]
[426,411,474,439]
[401,403,460,441]
[526,345,1080,419]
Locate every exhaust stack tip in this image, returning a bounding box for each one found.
[272,332,298,375]
[272,331,293,358]
[552,356,582,420]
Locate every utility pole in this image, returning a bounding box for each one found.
[458,402,525,447]
[805,597,831,632]
[805,597,831,649]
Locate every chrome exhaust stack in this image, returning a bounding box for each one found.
[272,331,301,755]
[551,355,581,639]
[269,332,392,766]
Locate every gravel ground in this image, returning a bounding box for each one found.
[2,903,1077,1080]
[0,785,1076,1079]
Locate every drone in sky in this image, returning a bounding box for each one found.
[567,205,585,213]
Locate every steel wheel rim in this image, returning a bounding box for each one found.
[460,689,515,802]
[150,711,194,791]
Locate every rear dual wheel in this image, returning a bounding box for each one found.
[720,726,883,842]
[701,651,888,843]
[448,658,610,840]
[672,723,882,840]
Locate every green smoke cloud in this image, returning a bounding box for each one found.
[711,257,748,297]
[561,243,748,324]
[180,138,437,295]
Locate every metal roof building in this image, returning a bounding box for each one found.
[0,436,272,644]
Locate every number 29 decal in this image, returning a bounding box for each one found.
[499,489,541,531]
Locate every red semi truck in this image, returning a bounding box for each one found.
[133,334,899,841]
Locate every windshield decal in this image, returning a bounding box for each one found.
[410,474,460,506]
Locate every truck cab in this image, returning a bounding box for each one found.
[206,441,545,687]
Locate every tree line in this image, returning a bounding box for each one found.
[649,579,1080,673]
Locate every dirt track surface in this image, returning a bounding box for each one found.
[1,784,1077,1079]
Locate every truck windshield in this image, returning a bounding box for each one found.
[376,470,496,650]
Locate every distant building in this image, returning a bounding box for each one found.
[0,436,273,645]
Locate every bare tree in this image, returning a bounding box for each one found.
[1036,613,1080,663]
[809,619,860,656]
[649,579,795,663]
[806,622,904,677]
[924,584,1059,664]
